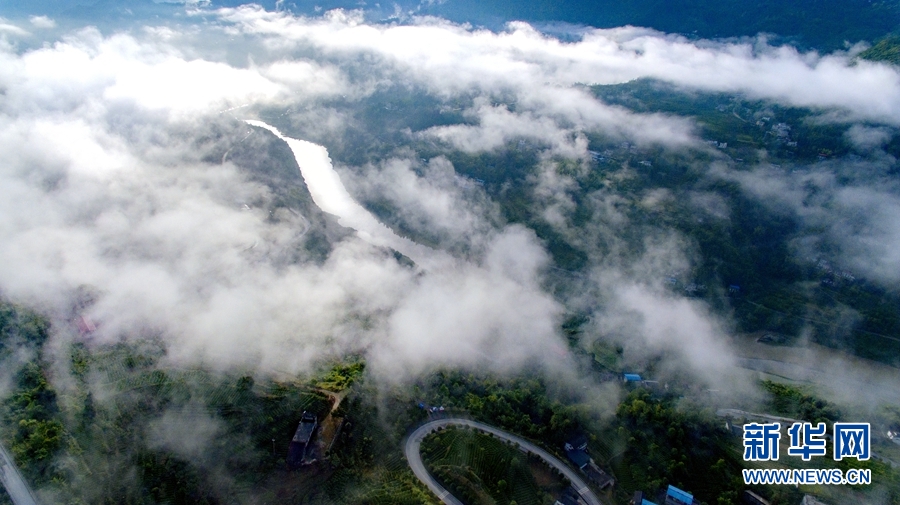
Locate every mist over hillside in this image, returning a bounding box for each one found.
[1,2,900,504]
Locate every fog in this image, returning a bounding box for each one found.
[0,4,897,406]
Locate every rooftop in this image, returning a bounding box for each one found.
[292,412,317,444]
[565,449,590,469]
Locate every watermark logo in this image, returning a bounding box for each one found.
[743,422,781,461]
[741,421,872,485]
[834,423,870,461]
[787,422,828,461]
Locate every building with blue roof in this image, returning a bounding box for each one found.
[623,373,643,382]
[565,448,591,469]
[664,485,694,505]
[631,491,659,505]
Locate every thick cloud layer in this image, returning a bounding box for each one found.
[0,6,898,388]
[221,7,900,125]
[0,18,582,382]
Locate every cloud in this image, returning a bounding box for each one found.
[220,7,900,125]
[845,124,893,152]
[714,159,900,285]
[338,154,500,253]
[7,5,900,397]
[600,281,737,379]
[0,24,579,382]
[372,225,566,379]
[0,19,30,37]
[147,404,226,461]
[29,15,56,29]
[0,26,347,121]
[7,8,900,504]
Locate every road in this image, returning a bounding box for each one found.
[715,408,802,425]
[404,418,602,505]
[0,442,39,505]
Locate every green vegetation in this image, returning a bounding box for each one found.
[422,427,566,505]
[0,299,437,505]
[590,340,625,374]
[422,372,587,449]
[3,363,64,485]
[310,381,438,504]
[0,302,59,486]
[255,76,900,370]
[613,389,743,505]
[590,79,853,162]
[0,301,50,356]
[314,361,366,392]
[0,321,340,503]
[859,35,900,65]
[761,381,841,424]
[582,80,900,365]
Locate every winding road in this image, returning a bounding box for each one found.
[404,418,602,505]
[0,442,39,505]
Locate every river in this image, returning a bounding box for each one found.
[244,120,450,270]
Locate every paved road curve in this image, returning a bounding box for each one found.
[0,442,39,505]
[405,418,602,505]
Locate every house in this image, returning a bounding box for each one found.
[724,418,743,436]
[76,315,96,335]
[565,448,591,470]
[772,123,791,139]
[565,434,588,452]
[564,442,614,490]
[623,373,642,383]
[632,491,659,505]
[887,429,900,446]
[743,490,771,505]
[664,485,694,505]
[287,411,318,468]
[583,463,614,489]
[554,488,582,505]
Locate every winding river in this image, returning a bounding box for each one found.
[244,120,449,270]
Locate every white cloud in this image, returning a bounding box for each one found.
[715,161,900,285]
[0,19,29,37]
[29,15,56,29]
[0,25,578,380]
[845,124,894,151]
[9,6,899,390]
[220,7,900,125]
